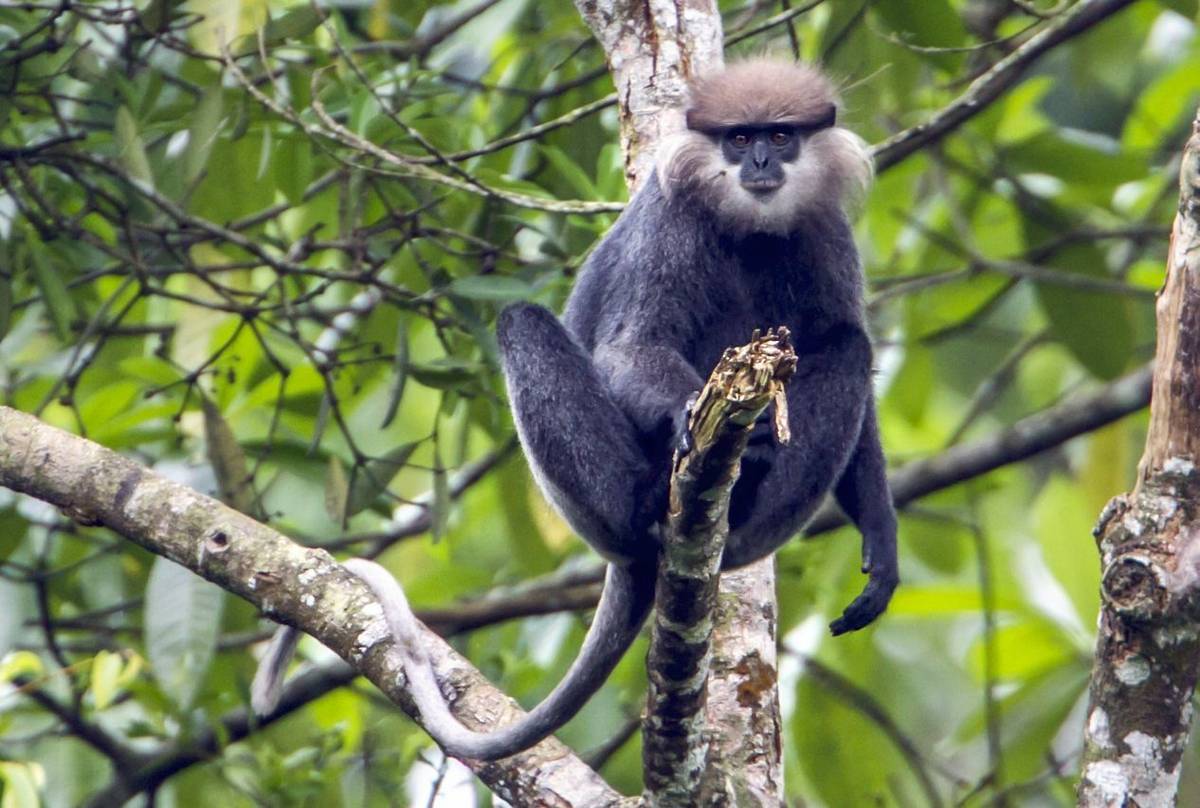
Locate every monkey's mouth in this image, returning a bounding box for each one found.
[741,179,783,196]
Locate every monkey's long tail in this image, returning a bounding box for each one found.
[252,558,655,761]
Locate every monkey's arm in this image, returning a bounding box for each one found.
[722,324,870,563]
[828,404,899,635]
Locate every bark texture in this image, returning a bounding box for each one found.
[643,331,795,805]
[573,0,722,189]
[0,406,627,808]
[1078,108,1200,808]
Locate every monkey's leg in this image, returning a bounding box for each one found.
[828,404,899,635]
[497,303,651,561]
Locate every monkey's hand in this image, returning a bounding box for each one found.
[673,391,700,456]
[828,565,898,636]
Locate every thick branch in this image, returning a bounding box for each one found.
[643,330,795,805]
[0,407,625,808]
[1078,109,1200,808]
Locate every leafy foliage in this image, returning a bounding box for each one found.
[0,0,1198,805]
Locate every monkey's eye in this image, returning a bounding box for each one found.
[731,133,750,148]
[770,131,791,146]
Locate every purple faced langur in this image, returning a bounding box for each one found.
[253,58,898,761]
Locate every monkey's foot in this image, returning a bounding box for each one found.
[829,570,898,636]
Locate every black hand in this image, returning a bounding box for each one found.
[829,566,898,636]
[674,392,700,456]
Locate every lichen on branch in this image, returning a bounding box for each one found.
[643,327,795,805]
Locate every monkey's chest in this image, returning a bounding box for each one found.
[689,285,809,376]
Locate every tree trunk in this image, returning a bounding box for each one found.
[1078,107,1200,807]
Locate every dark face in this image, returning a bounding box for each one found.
[721,127,799,194]
[717,106,837,196]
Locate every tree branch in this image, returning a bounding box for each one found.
[0,407,625,808]
[805,363,1153,537]
[871,0,1136,174]
[573,0,723,189]
[1078,108,1200,808]
[643,330,795,804]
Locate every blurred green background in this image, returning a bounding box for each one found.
[0,0,1197,805]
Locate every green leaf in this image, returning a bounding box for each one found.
[117,356,184,387]
[1122,53,1200,150]
[272,135,314,204]
[115,106,154,187]
[888,585,993,615]
[184,88,224,185]
[540,145,599,200]
[1156,0,1198,16]
[0,651,42,684]
[1034,244,1134,380]
[144,557,224,711]
[28,240,75,341]
[0,508,29,563]
[264,6,323,40]
[231,6,324,56]
[1032,475,1103,626]
[202,396,256,515]
[0,760,42,808]
[0,579,31,663]
[324,454,349,523]
[346,441,420,517]
[873,0,967,70]
[1003,130,1144,186]
[90,649,124,710]
[309,390,331,455]
[901,515,968,574]
[430,441,448,540]
[446,274,534,302]
[409,359,486,390]
[0,272,11,343]
[380,315,409,429]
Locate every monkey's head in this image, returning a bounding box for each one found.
[657,59,872,236]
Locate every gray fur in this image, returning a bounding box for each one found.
[253,58,898,761]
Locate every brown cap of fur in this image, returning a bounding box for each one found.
[685,59,838,133]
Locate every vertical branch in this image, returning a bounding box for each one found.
[643,332,796,804]
[573,0,723,189]
[1078,109,1200,808]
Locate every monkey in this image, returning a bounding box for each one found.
[252,58,898,762]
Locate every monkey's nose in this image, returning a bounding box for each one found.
[751,142,770,170]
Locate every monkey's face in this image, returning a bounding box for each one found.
[721,126,801,195]
[658,111,872,237]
